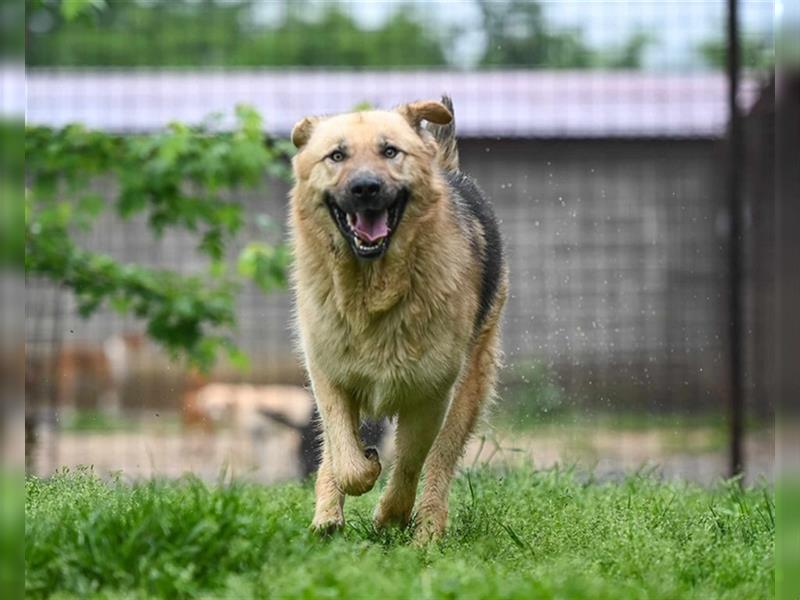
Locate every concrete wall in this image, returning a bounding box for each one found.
[461,138,727,410]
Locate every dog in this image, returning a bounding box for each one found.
[187,382,316,473]
[191,383,315,435]
[289,96,508,543]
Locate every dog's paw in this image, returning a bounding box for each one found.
[335,449,382,496]
[413,505,448,545]
[310,515,345,537]
[373,501,413,529]
[373,489,415,529]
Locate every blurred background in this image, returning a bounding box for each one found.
[22,0,777,485]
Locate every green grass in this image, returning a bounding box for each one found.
[2,470,24,600]
[26,467,774,600]
[61,410,142,434]
[60,409,182,434]
[492,404,773,457]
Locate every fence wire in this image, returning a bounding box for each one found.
[23,1,775,484]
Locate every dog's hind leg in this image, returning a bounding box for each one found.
[415,320,502,543]
[373,397,447,529]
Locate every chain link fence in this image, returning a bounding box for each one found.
[22,0,775,484]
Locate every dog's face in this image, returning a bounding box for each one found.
[291,102,452,260]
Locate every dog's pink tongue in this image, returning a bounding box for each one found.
[352,210,389,242]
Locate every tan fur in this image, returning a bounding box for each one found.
[289,101,508,543]
[422,95,459,172]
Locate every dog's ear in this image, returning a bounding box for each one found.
[398,100,453,130]
[291,116,320,149]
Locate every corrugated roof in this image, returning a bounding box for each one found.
[22,68,760,138]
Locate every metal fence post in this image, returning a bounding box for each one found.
[727,0,745,477]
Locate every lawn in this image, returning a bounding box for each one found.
[26,467,773,599]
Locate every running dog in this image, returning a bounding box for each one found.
[289,96,507,543]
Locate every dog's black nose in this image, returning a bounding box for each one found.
[349,176,382,200]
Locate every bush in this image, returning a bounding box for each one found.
[26,106,293,369]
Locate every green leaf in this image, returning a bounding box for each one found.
[227,347,251,373]
[61,0,106,22]
[237,242,291,293]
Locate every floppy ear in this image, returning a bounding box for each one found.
[291,116,320,149]
[398,100,453,130]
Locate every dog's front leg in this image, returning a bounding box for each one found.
[311,440,345,533]
[373,399,446,529]
[309,365,381,499]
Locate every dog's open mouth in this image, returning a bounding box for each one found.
[326,191,408,259]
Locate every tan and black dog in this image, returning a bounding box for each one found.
[288,96,507,543]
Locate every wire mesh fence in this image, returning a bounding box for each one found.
[23,1,775,485]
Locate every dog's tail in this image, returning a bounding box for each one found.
[426,94,459,172]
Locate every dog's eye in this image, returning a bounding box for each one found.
[383,146,398,159]
[329,150,345,162]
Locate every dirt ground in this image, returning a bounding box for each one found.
[30,419,774,486]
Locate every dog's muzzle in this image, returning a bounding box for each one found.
[325,183,409,260]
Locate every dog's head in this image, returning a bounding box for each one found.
[290,101,452,260]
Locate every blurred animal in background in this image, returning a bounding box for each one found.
[183,382,386,478]
[180,371,216,434]
[54,331,147,415]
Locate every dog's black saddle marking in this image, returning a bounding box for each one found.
[446,171,504,335]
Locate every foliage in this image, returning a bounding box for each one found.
[25,107,293,369]
[698,35,774,70]
[477,0,592,68]
[26,467,774,599]
[0,470,24,600]
[0,0,24,57]
[477,0,652,69]
[602,31,655,69]
[59,0,106,21]
[246,7,448,68]
[25,0,655,70]
[498,362,568,429]
[25,0,448,68]
[0,120,25,268]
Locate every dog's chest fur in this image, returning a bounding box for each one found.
[294,231,476,416]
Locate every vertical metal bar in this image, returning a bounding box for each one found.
[727,0,744,477]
